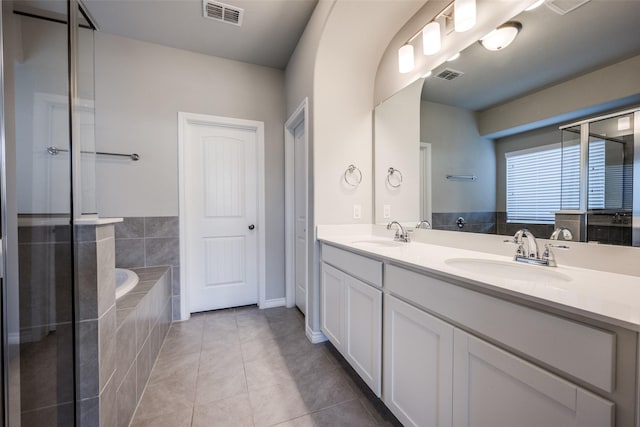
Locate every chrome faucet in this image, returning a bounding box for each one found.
[550,226,573,241]
[513,228,540,260]
[415,220,432,229]
[506,228,567,267]
[387,221,410,242]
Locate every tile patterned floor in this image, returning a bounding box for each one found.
[130,306,401,427]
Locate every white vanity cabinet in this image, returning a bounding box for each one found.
[384,264,618,427]
[453,329,614,427]
[384,294,453,427]
[320,244,382,396]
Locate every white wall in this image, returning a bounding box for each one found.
[313,0,423,225]
[421,100,496,213]
[374,78,422,223]
[284,0,335,333]
[94,33,286,299]
[284,0,423,334]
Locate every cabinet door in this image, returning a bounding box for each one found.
[384,295,454,427]
[345,275,382,396]
[320,263,345,351]
[453,329,614,427]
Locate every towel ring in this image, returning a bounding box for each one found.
[387,167,403,188]
[344,164,362,187]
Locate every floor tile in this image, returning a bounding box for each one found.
[244,357,295,390]
[239,322,274,343]
[310,399,378,426]
[136,306,398,427]
[133,375,196,421]
[241,336,283,363]
[192,393,255,427]
[148,351,199,386]
[296,367,358,413]
[195,364,248,405]
[199,346,244,376]
[130,408,193,427]
[249,382,310,427]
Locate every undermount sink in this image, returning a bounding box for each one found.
[445,258,572,284]
[350,239,404,248]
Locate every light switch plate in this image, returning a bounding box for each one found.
[383,205,391,218]
[353,204,362,219]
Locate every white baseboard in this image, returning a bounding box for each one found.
[260,297,286,309]
[306,325,328,344]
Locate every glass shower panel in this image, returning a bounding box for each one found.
[77,19,97,216]
[8,3,77,425]
[560,125,582,210]
[586,113,634,245]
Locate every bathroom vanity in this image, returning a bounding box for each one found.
[318,228,640,427]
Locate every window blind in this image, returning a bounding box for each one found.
[506,144,563,223]
[506,141,606,224]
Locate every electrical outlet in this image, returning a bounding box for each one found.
[353,204,362,219]
[383,205,391,218]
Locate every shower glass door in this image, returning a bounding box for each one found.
[586,112,634,246]
[0,0,99,427]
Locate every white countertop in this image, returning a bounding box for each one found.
[319,232,640,331]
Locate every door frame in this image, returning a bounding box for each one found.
[178,112,266,320]
[284,98,309,308]
[419,142,432,223]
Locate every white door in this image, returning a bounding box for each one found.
[294,120,307,313]
[183,116,259,313]
[419,142,432,223]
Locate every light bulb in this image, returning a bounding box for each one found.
[398,44,414,74]
[422,22,441,55]
[454,0,476,32]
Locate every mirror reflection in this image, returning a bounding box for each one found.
[375,0,640,246]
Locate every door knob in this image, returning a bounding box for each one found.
[248,224,255,230]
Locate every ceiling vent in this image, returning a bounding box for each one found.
[436,68,464,81]
[545,0,591,15]
[203,0,244,26]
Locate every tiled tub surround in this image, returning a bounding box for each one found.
[18,221,118,426]
[114,217,181,320]
[115,266,172,427]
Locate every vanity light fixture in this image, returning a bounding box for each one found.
[398,44,415,73]
[480,21,522,51]
[422,21,441,55]
[396,0,477,73]
[448,52,461,61]
[454,0,476,32]
[525,0,545,11]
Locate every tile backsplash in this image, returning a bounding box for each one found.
[114,217,181,320]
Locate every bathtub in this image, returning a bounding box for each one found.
[115,268,139,299]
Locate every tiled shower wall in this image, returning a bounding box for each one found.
[114,217,181,320]
[432,211,497,234]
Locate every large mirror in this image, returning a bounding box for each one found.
[374,0,640,246]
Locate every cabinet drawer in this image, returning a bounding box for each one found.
[386,264,616,393]
[322,244,382,288]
